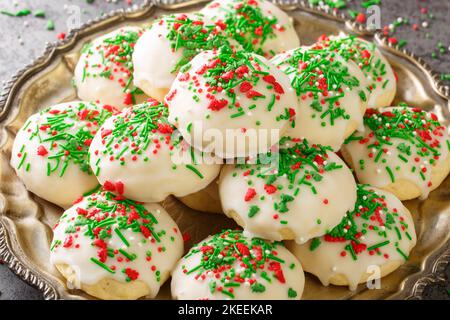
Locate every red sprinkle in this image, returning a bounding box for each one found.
[264,184,277,194]
[244,188,257,201]
[208,98,228,111]
[37,145,48,156]
[124,268,139,281]
[356,13,366,24]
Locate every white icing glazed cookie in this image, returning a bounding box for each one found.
[171,229,304,300]
[74,26,147,109]
[201,0,300,58]
[219,137,357,244]
[132,13,236,101]
[287,184,417,291]
[10,101,118,208]
[316,34,396,108]
[341,106,450,200]
[271,46,368,150]
[178,178,223,214]
[89,99,221,202]
[166,47,298,158]
[50,190,183,300]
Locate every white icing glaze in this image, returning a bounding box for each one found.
[50,190,183,298]
[171,230,304,300]
[89,101,221,202]
[219,138,357,244]
[10,101,116,208]
[132,13,236,98]
[288,186,417,290]
[74,26,147,109]
[133,15,191,94]
[201,0,300,58]
[318,34,396,109]
[271,47,368,151]
[166,49,298,158]
[342,106,450,199]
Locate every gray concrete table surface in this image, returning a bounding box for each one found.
[0,0,449,300]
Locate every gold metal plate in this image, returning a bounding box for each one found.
[0,0,449,300]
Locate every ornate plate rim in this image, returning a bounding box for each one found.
[0,0,449,300]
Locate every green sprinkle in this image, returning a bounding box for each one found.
[396,247,409,260]
[309,238,321,251]
[385,166,395,183]
[221,290,235,299]
[398,39,407,48]
[267,94,276,111]
[46,19,55,30]
[230,111,245,118]
[394,227,402,240]
[17,152,27,169]
[367,240,390,251]
[209,281,216,294]
[114,228,130,247]
[251,282,265,293]
[33,10,46,18]
[118,248,136,261]
[398,154,408,163]
[248,205,260,218]
[288,288,298,298]
[1,9,31,17]
[90,257,115,274]
[185,164,204,179]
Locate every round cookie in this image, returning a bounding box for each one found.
[178,178,223,214]
[132,13,235,101]
[89,99,221,203]
[171,229,304,300]
[287,184,417,290]
[74,26,147,109]
[10,101,117,208]
[316,34,396,108]
[271,46,368,150]
[166,46,298,158]
[341,106,450,200]
[219,137,357,244]
[50,190,183,300]
[201,0,300,58]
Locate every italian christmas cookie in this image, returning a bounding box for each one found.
[132,13,235,101]
[219,137,357,243]
[178,178,223,214]
[74,26,147,109]
[166,46,298,158]
[341,106,450,200]
[50,190,183,300]
[316,34,396,108]
[171,229,304,300]
[201,0,300,58]
[89,99,221,203]
[287,184,417,290]
[271,46,368,150]
[10,101,117,208]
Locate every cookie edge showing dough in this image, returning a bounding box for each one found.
[55,263,165,300]
[177,178,223,214]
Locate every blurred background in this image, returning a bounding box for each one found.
[0,0,449,300]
